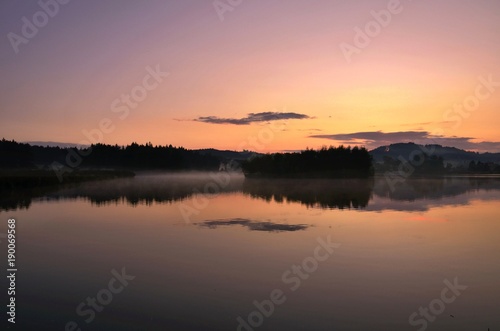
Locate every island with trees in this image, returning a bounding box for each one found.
[241,146,373,178]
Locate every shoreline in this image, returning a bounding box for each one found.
[0,169,135,190]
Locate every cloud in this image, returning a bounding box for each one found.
[309,131,500,152]
[194,112,311,125]
[196,218,309,232]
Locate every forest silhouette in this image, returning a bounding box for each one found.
[242,146,373,178]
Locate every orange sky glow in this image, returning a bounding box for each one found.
[1,0,499,152]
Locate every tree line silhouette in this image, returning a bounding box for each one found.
[241,146,373,178]
[468,160,500,174]
[377,153,446,175]
[0,139,220,170]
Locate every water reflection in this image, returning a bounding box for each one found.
[374,176,500,201]
[0,172,243,211]
[368,176,500,212]
[196,218,310,232]
[3,174,500,331]
[1,173,500,212]
[242,178,373,209]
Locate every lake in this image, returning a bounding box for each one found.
[1,173,499,330]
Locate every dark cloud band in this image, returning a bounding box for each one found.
[194,112,310,125]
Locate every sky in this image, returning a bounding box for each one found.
[1,0,500,152]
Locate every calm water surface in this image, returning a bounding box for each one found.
[1,173,499,331]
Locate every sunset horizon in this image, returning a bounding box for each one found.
[2,1,500,153]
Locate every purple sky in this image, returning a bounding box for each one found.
[1,0,500,152]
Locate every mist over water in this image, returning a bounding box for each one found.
[2,172,500,212]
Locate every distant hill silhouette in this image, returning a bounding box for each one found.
[194,148,260,164]
[370,143,500,165]
[370,142,500,175]
[25,141,89,148]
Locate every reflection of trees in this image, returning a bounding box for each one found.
[242,178,374,209]
[57,175,245,207]
[3,174,500,212]
[374,176,500,201]
[0,174,244,211]
[0,189,34,211]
